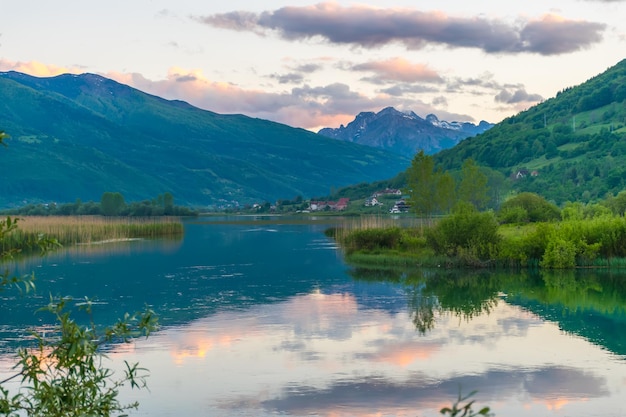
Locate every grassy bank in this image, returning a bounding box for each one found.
[0,216,184,254]
[329,207,626,269]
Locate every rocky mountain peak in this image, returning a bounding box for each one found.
[318,107,493,158]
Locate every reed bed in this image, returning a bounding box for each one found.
[327,215,428,243]
[0,216,184,253]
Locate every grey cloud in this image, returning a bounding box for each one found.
[269,72,305,84]
[448,73,522,92]
[293,63,323,73]
[495,88,544,104]
[352,61,444,84]
[246,367,608,415]
[521,17,605,55]
[197,11,263,33]
[175,74,197,82]
[432,96,448,107]
[198,4,607,55]
[292,83,361,100]
[379,83,439,96]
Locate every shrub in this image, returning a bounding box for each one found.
[498,206,528,224]
[499,192,560,223]
[427,202,500,261]
[540,237,577,268]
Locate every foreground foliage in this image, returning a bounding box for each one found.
[0,214,158,415]
[1,127,160,414]
[0,298,157,416]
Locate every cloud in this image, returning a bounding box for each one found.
[246,367,608,416]
[269,72,305,84]
[432,96,448,107]
[379,84,439,96]
[352,58,444,83]
[495,87,544,104]
[0,59,83,77]
[0,59,483,129]
[197,3,606,55]
[106,67,387,130]
[293,63,323,73]
[521,14,605,55]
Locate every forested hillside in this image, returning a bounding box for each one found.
[0,71,409,209]
[434,58,626,204]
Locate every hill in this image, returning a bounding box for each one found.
[318,107,493,158]
[0,71,410,209]
[434,58,626,204]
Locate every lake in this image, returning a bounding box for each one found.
[1,216,626,416]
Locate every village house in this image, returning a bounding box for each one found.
[512,169,539,180]
[389,200,410,213]
[364,196,383,207]
[308,198,350,211]
[373,188,403,197]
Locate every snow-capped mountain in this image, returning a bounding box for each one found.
[318,107,493,158]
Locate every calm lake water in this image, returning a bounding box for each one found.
[2,216,626,416]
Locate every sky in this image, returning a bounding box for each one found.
[2,1,625,131]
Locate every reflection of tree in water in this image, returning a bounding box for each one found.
[407,290,438,334]
[351,266,626,354]
[350,268,502,334]
[405,271,502,335]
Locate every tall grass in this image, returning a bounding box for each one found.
[0,216,184,253]
[327,215,430,243]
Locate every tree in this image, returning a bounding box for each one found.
[100,192,125,216]
[407,150,438,217]
[435,170,456,214]
[498,192,561,223]
[457,159,489,210]
[163,192,174,215]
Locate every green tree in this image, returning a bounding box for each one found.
[435,170,456,214]
[163,192,174,215]
[407,150,438,217]
[498,192,560,223]
[457,159,489,210]
[100,192,125,216]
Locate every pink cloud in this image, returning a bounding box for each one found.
[0,59,474,130]
[353,58,444,83]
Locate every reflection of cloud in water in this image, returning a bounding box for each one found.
[251,367,608,416]
[269,292,362,341]
[101,291,623,417]
[356,340,441,366]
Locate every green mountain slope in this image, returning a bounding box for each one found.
[0,71,409,208]
[435,58,626,204]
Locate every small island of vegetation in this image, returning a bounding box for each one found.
[327,151,626,270]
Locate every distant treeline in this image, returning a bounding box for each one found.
[1,192,198,217]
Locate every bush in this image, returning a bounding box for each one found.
[540,237,577,268]
[427,202,500,261]
[499,192,560,223]
[498,206,528,224]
